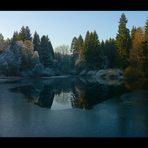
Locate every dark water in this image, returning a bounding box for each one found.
[0,77,148,137]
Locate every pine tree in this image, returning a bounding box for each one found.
[0,33,6,52]
[71,35,84,69]
[19,26,26,41]
[33,31,40,51]
[71,37,78,52]
[116,13,131,68]
[11,31,20,44]
[71,35,83,57]
[25,26,32,41]
[19,26,32,41]
[131,26,137,41]
[48,39,54,59]
[83,31,90,61]
[77,35,83,58]
[39,35,54,67]
[142,19,148,77]
[103,38,116,68]
[83,31,101,69]
[144,19,148,42]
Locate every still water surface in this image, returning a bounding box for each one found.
[0,77,148,137]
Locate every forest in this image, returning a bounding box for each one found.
[0,13,148,79]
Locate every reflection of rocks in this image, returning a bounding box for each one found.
[79,69,124,86]
[79,70,87,76]
[94,69,124,86]
[96,79,123,86]
[95,69,123,78]
[82,76,124,86]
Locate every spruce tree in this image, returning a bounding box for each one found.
[39,35,54,67]
[144,19,148,42]
[76,35,84,59]
[83,31,101,69]
[71,37,77,52]
[116,13,131,68]
[71,35,84,68]
[103,38,116,68]
[142,19,148,77]
[25,26,32,41]
[131,26,137,41]
[71,35,83,56]
[19,26,32,41]
[33,31,40,51]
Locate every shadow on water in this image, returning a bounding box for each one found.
[9,77,148,110]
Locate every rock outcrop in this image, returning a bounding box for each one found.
[79,69,124,86]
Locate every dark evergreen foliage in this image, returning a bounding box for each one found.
[19,26,32,41]
[33,31,40,51]
[39,35,54,68]
[116,13,131,68]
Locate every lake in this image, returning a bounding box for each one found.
[0,77,148,137]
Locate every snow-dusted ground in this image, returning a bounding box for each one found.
[0,81,148,137]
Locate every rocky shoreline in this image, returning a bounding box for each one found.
[0,69,124,86]
[79,69,124,86]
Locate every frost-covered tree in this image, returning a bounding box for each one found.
[0,33,10,53]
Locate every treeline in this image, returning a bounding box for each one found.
[11,27,54,68]
[71,13,148,78]
[0,13,148,78]
[71,33,116,71]
[0,26,55,76]
[0,26,75,76]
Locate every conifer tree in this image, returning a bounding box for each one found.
[116,13,131,68]
[19,26,32,41]
[39,35,54,67]
[83,31,101,69]
[33,31,40,51]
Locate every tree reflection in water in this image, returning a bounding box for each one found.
[71,81,127,110]
[35,85,54,108]
[10,77,148,110]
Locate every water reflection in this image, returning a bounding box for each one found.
[10,77,148,110]
[124,79,145,91]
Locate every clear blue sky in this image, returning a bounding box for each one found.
[0,11,147,49]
